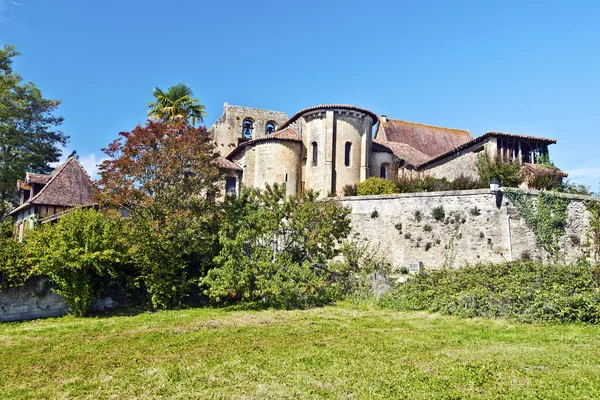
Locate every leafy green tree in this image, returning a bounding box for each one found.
[203,184,352,308]
[0,44,68,214]
[0,218,31,290]
[97,120,221,309]
[26,208,129,317]
[147,83,206,126]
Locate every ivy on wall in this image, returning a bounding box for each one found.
[504,190,570,261]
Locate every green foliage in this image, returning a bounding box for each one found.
[380,261,600,323]
[147,83,206,126]
[423,224,432,232]
[356,177,397,196]
[0,218,31,290]
[328,241,393,299]
[396,175,486,193]
[431,206,445,222]
[535,153,556,169]
[0,44,68,215]
[476,152,523,187]
[370,210,379,219]
[26,208,130,317]
[202,184,351,308]
[559,180,595,196]
[470,206,481,216]
[505,190,569,261]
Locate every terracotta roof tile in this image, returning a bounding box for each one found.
[372,139,431,166]
[226,126,302,159]
[25,172,51,185]
[379,118,473,158]
[213,156,241,171]
[9,157,96,215]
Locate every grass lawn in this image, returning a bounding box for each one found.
[1,302,600,399]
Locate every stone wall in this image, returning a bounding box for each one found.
[338,189,595,269]
[420,138,496,181]
[1,278,117,322]
[1,278,68,322]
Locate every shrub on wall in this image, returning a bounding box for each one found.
[357,177,398,196]
[476,152,523,187]
[380,261,600,323]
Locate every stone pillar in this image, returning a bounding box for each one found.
[360,117,371,182]
[324,110,335,195]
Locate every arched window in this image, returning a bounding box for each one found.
[265,121,277,135]
[312,142,318,166]
[242,119,254,139]
[380,163,390,179]
[344,142,352,167]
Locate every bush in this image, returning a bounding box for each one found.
[476,152,523,187]
[357,177,397,196]
[328,241,393,299]
[27,208,130,317]
[342,184,357,196]
[395,175,485,194]
[380,261,600,323]
[202,184,351,308]
[525,169,564,191]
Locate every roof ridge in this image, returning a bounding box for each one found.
[385,118,470,133]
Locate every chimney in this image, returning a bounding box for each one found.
[380,114,387,123]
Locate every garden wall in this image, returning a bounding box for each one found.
[338,189,595,269]
[0,278,116,322]
[0,278,68,322]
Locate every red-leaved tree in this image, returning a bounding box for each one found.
[97,120,222,309]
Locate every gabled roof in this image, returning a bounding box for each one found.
[417,132,557,169]
[9,157,96,215]
[372,139,431,166]
[378,118,473,158]
[226,126,302,159]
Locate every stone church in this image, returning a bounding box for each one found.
[210,103,558,197]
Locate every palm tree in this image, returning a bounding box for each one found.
[147,83,206,126]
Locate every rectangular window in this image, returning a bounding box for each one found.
[225,177,237,195]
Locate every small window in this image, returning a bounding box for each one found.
[266,121,277,135]
[225,177,237,195]
[344,142,352,167]
[380,163,390,179]
[242,119,254,139]
[312,142,318,166]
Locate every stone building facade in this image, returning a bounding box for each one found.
[210,103,560,196]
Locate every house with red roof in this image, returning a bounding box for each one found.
[9,157,96,241]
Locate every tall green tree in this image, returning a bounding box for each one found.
[0,44,68,214]
[147,83,206,126]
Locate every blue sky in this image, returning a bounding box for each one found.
[1,0,599,188]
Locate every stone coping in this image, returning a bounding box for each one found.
[333,188,600,202]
